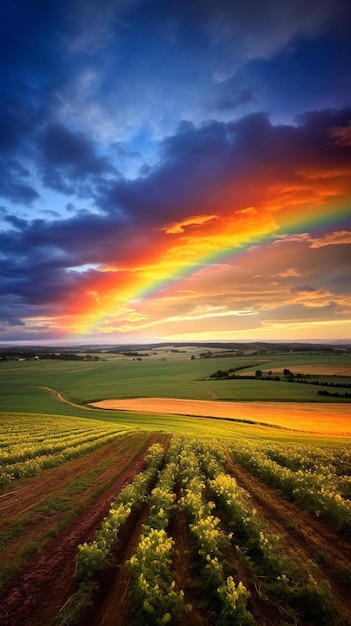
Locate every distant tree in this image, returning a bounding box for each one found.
[200,351,213,358]
[283,368,292,377]
[255,370,263,378]
[210,369,227,378]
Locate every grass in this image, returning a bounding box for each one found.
[1,352,351,410]
[1,350,350,626]
[209,378,327,401]
[0,349,350,446]
[7,408,350,446]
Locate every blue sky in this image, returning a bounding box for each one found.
[0,0,350,344]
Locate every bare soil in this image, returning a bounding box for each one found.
[80,487,213,626]
[225,457,351,623]
[78,464,351,626]
[170,493,212,626]
[90,397,351,435]
[0,432,164,626]
[1,393,350,625]
[86,506,151,626]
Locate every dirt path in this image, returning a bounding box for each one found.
[0,434,138,524]
[0,434,147,571]
[0,433,163,626]
[225,541,281,625]
[171,495,211,626]
[87,507,150,626]
[90,397,351,435]
[225,458,351,622]
[41,385,97,411]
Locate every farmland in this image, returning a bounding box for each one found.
[0,344,351,624]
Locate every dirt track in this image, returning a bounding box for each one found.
[0,433,164,626]
[90,397,351,435]
[226,458,351,621]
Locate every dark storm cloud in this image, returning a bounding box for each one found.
[40,124,113,176]
[0,159,39,205]
[3,214,28,230]
[0,90,41,204]
[0,105,350,318]
[0,0,349,341]
[99,106,351,224]
[38,123,118,196]
[0,3,117,205]
[0,230,93,306]
[0,298,26,329]
[214,87,255,112]
[0,0,350,211]
[0,209,129,276]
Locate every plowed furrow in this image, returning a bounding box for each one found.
[86,507,150,626]
[226,458,351,621]
[0,433,162,626]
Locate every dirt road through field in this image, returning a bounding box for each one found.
[90,398,351,435]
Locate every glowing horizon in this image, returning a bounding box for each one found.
[1,2,351,344]
[65,198,351,341]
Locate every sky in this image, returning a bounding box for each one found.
[0,0,351,345]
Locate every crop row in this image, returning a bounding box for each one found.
[259,442,351,479]
[228,440,351,533]
[52,435,347,625]
[127,437,188,625]
[197,440,334,624]
[0,413,129,490]
[55,442,167,625]
[178,440,253,625]
[0,427,95,448]
[0,413,106,440]
[0,430,129,466]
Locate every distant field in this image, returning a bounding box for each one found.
[241,362,351,376]
[1,348,350,441]
[1,349,351,414]
[91,397,351,435]
[267,364,351,375]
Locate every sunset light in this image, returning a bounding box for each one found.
[0,1,350,344]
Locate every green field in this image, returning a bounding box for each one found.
[1,347,350,444]
[2,349,351,405]
[1,347,351,625]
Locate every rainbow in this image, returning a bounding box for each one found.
[80,198,350,336]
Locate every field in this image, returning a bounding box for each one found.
[0,346,351,625]
[91,398,351,435]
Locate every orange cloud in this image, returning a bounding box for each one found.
[273,268,302,278]
[163,214,218,234]
[310,230,351,248]
[329,121,351,147]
